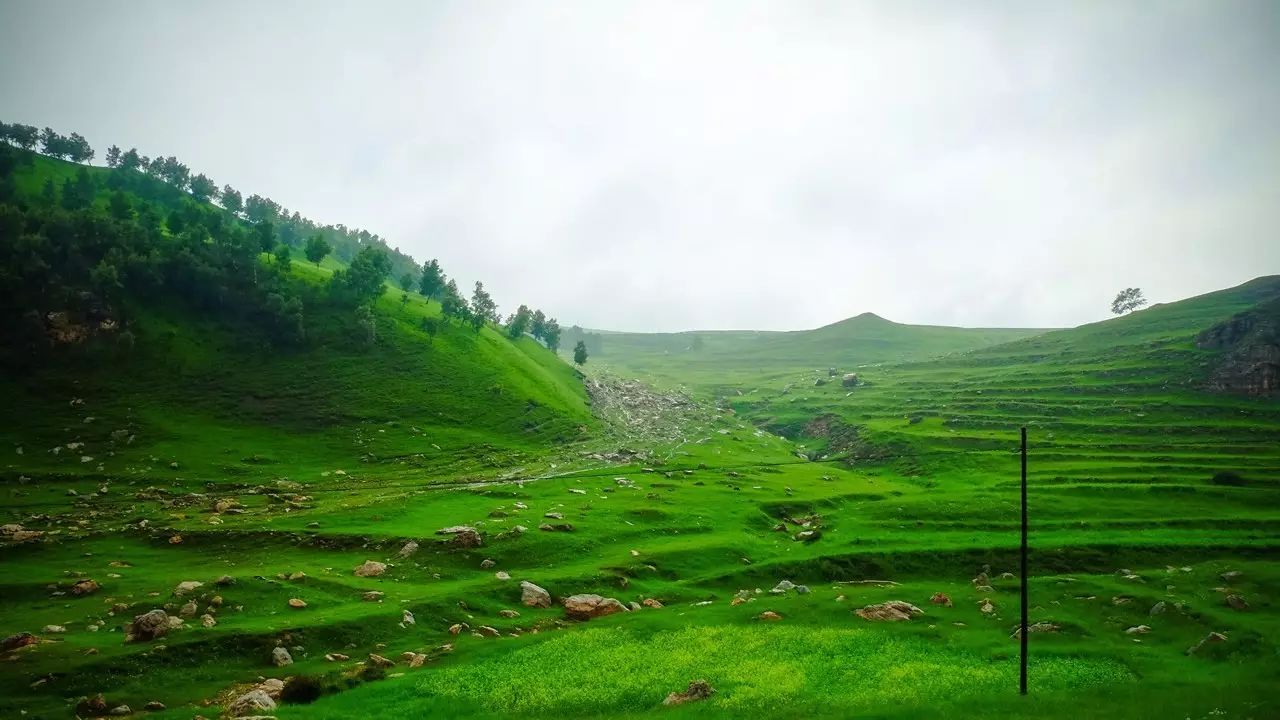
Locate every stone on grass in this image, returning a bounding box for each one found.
[663,680,715,706]
[1226,594,1249,610]
[930,593,953,607]
[855,601,923,622]
[173,580,203,596]
[520,581,552,608]
[271,646,293,666]
[562,594,628,620]
[288,598,307,609]
[125,610,170,642]
[227,689,276,717]
[397,541,419,558]
[71,579,101,596]
[758,611,782,621]
[353,560,387,578]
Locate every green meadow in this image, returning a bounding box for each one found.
[1,152,1277,720]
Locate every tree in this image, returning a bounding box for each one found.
[440,279,465,322]
[189,173,216,202]
[6,123,38,150]
[39,128,67,158]
[119,148,142,172]
[469,281,497,332]
[273,243,292,271]
[421,316,439,344]
[530,309,547,341]
[355,304,377,345]
[418,258,444,299]
[1110,288,1148,315]
[108,190,133,221]
[304,234,331,265]
[105,145,122,168]
[330,246,392,307]
[39,177,57,206]
[221,185,243,215]
[399,272,415,292]
[506,304,532,339]
[573,340,589,366]
[543,317,562,352]
[66,133,94,163]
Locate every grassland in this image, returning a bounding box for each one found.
[2,153,1277,719]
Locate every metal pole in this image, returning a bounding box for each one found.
[1020,425,1028,696]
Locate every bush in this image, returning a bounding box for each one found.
[281,675,323,704]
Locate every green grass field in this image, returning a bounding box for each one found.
[2,153,1277,719]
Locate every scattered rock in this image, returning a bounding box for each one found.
[173,580,203,596]
[215,575,236,586]
[200,614,217,628]
[448,623,467,635]
[758,611,782,621]
[478,626,500,637]
[979,599,995,615]
[520,581,552,608]
[436,526,483,548]
[563,594,628,620]
[1125,625,1151,635]
[71,579,101,596]
[1149,601,1167,616]
[180,600,198,618]
[76,694,109,717]
[480,559,496,569]
[325,652,350,661]
[227,689,276,717]
[41,624,66,634]
[2,632,38,651]
[125,610,170,642]
[1221,570,1243,582]
[1186,631,1228,655]
[663,680,715,706]
[1225,594,1249,610]
[1012,622,1060,638]
[930,593,952,607]
[353,560,387,577]
[109,705,131,716]
[538,522,574,532]
[855,601,923,622]
[362,591,385,601]
[271,646,293,666]
[642,598,664,609]
[402,610,415,625]
[397,541,419,558]
[495,571,511,581]
[288,598,307,609]
[499,609,520,618]
[770,580,796,594]
[367,653,395,668]
[144,701,165,711]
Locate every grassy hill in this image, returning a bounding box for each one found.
[0,151,592,482]
[578,314,1046,394]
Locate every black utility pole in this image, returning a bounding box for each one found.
[1020,426,1029,695]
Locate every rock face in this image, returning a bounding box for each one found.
[855,601,923,622]
[663,680,715,706]
[353,560,387,577]
[1196,295,1280,397]
[520,581,552,608]
[125,610,170,642]
[562,593,628,620]
[228,689,276,717]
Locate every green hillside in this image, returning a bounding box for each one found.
[576,314,1046,393]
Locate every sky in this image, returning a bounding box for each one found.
[2,1,1278,332]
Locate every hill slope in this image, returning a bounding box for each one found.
[0,150,592,481]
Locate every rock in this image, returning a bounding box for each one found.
[402,610,415,625]
[367,653,395,668]
[167,615,185,630]
[1149,601,1167,616]
[258,678,285,698]
[353,560,387,577]
[758,611,782,621]
[1225,594,1249,610]
[979,599,995,615]
[1012,622,1060,638]
[544,512,564,520]
[180,600,198,617]
[173,580,203,596]
[76,694,110,717]
[1186,631,1228,655]
[404,652,427,668]
[41,624,66,634]
[201,614,217,628]
[663,680,715,706]
[520,581,552,608]
[396,540,419,558]
[642,598,663,609]
[227,689,276,717]
[215,575,236,586]
[972,572,989,587]
[325,652,350,661]
[109,705,131,715]
[436,526,483,548]
[1221,570,1243,582]
[930,593,953,607]
[539,522,575,532]
[562,593,628,620]
[480,559,496,569]
[288,598,307,609]
[362,591,385,601]
[71,579,101,596]
[271,646,293,666]
[855,601,924,622]
[144,701,166,711]
[770,580,796,594]
[841,373,859,387]
[2,632,37,651]
[495,571,511,581]
[499,609,520,618]
[448,623,467,635]
[478,626,500,637]
[1125,625,1151,634]
[126,610,170,642]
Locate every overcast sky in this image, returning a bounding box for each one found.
[2,1,1277,331]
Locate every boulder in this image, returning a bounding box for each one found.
[1149,601,1167,616]
[367,653,395,668]
[173,580,203,596]
[2,632,37,651]
[855,601,923,622]
[520,581,552,608]
[1125,625,1151,634]
[770,580,796,594]
[929,593,952,607]
[125,610,170,642]
[353,560,387,577]
[227,689,276,717]
[76,694,109,717]
[663,680,715,706]
[1186,631,1228,655]
[841,373,859,387]
[1012,622,1060,638]
[288,598,307,609]
[758,611,782,621]
[71,579,101,596]
[396,541,419,558]
[271,646,293,666]
[1226,594,1249,610]
[436,526,483,548]
[642,598,664,609]
[562,593,628,620]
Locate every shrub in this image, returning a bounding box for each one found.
[1210,471,1247,486]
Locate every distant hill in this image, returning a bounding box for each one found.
[572,312,1048,392]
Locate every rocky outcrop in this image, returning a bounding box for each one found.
[1197,296,1280,397]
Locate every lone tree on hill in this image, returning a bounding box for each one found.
[304,234,331,265]
[1111,287,1148,315]
[418,259,444,299]
[573,340,589,366]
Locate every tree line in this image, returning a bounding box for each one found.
[0,121,568,363]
